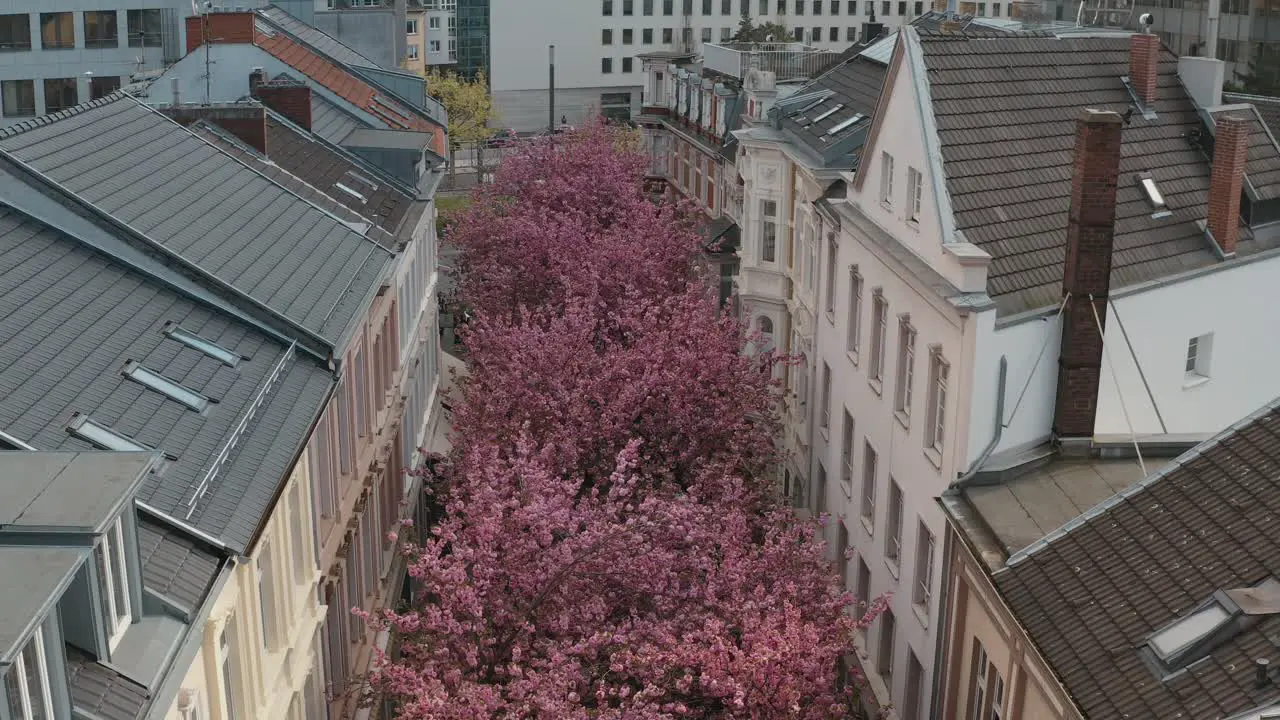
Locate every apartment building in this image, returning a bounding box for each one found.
[490,0,916,131]
[154,9,450,717]
[723,21,1280,718]
[0,0,190,123]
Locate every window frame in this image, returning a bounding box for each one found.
[83,9,119,48]
[824,235,837,315]
[913,519,935,611]
[869,290,888,384]
[895,316,916,419]
[840,409,854,493]
[926,347,949,454]
[97,516,132,650]
[820,362,832,431]
[257,540,277,650]
[761,199,778,263]
[886,478,903,567]
[40,12,75,50]
[219,616,240,720]
[907,166,923,222]
[5,627,54,720]
[861,440,877,531]
[847,266,862,358]
[0,13,33,51]
[878,607,896,679]
[880,151,895,205]
[1,79,36,117]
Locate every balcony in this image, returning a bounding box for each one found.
[701,42,837,83]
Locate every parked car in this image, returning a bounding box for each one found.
[484,128,519,148]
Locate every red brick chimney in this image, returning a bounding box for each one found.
[159,104,268,156]
[1054,109,1124,447]
[1129,33,1160,107]
[185,12,257,54]
[1208,114,1249,255]
[252,80,312,131]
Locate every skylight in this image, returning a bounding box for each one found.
[344,170,379,193]
[68,413,151,453]
[810,103,845,125]
[123,362,210,412]
[1139,174,1169,217]
[1149,603,1231,660]
[794,97,826,116]
[334,182,367,204]
[823,113,864,138]
[166,326,240,367]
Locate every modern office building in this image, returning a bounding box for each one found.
[488,0,937,132]
[455,0,490,79]
[0,0,190,123]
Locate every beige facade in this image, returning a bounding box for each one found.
[159,456,326,720]
[937,523,1077,720]
[405,8,426,75]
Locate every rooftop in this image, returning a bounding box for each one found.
[0,451,153,534]
[915,31,1280,315]
[948,399,1280,720]
[0,96,393,347]
[776,52,889,166]
[260,4,380,69]
[702,42,840,82]
[0,546,86,662]
[1210,105,1280,202]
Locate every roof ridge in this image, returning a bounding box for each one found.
[0,92,127,140]
[260,4,379,66]
[1005,394,1280,568]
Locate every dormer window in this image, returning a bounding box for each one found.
[1137,173,1171,218]
[96,516,133,649]
[4,628,53,720]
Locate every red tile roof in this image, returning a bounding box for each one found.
[254,30,446,156]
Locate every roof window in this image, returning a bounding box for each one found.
[1149,603,1230,660]
[343,170,379,194]
[68,413,151,453]
[1144,577,1280,673]
[1137,173,1171,218]
[164,324,240,367]
[334,182,368,204]
[810,103,845,125]
[123,361,210,412]
[823,113,864,138]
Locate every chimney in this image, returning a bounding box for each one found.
[1129,33,1159,107]
[1208,114,1249,255]
[252,79,312,131]
[249,67,267,95]
[170,76,180,106]
[1054,109,1124,449]
[158,104,268,155]
[184,11,257,54]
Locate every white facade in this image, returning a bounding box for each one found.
[0,0,190,123]
[490,0,910,131]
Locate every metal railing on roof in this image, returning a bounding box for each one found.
[702,42,837,83]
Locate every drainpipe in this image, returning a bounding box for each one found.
[954,355,1007,488]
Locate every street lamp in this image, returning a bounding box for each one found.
[549,44,556,135]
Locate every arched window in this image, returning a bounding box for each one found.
[757,316,774,336]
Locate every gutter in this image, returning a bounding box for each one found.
[143,558,238,720]
[953,355,1007,488]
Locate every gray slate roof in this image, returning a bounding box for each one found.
[0,451,151,533]
[0,96,393,346]
[779,54,888,160]
[918,33,1279,315]
[137,515,223,612]
[994,400,1280,719]
[261,5,380,69]
[311,93,363,144]
[66,647,149,720]
[0,546,85,662]
[0,204,333,553]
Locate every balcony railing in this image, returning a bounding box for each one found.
[701,42,837,82]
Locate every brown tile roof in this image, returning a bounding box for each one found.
[1213,104,1280,201]
[994,401,1280,720]
[919,34,1239,315]
[1226,92,1280,140]
[254,30,447,156]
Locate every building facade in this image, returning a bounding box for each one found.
[0,0,189,123]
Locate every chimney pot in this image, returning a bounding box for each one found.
[1208,113,1249,255]
[1054,109,1125,442]
[1129,33,1160,107]
[1256,658,1271,689]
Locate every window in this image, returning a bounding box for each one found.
[904,651,924,720]
[882,0,891,13]
[723,0,733,11]
[970,642,988,720]
[815,0,824,11]
[990,1,999,13]
[895,317,916,417]
[603,28,613,43]
[2,80,36,118]
[645,0,655,13]
[869,291,888,384]
[68,413,150,452]
[258,542,276,649]
[5,629,53,720]
[797,0,806,12]
[1185,333,1212,381]
[406,18,419,34]
[819,363,832,430]
[878,608,896,679]
[124,361,209,411]
[701,26,712,41]
[907,166,923,221]
[847,266,862,356]
[127,9,163,47]
[407,44,419,59]
[429,39,441,52]
[721,25,733,40]
[0,14,32,50]
[855,556,872,631]
[623,28,633,43]
[840,410,854,492]
[990,671,1006,720]
[219,617,240,720]
[849,0,857,11]
[814,462,827,516]
[91,74,120,100]
[665,0,675,13]
[602,57,614,73]
[43,78,77,113]
[916,0,924,12]
[761,0,769,12]
[40,12,74,49]
[624,0,635,13]
[663,27,673,42]
[703,0,713,12]
[793,26,803,39]
[290,483,310,583]
[761,200,778,262]
[886,479,903,566]
[914,520,935,610]
[622,56,633,72]
[97,517,132,649]
[429,15,440,28]
[824,237,837,314]
[861,440,877,530]
[604,0,615,13]
[977,1,986,13]
[899,0,908,12]
[880,151,895,205]
[829,25,839,40]
[926,348,949,454]
[837,521,850,587]
[643,27,654,42]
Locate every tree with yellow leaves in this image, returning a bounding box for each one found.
[425,70,495,147]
